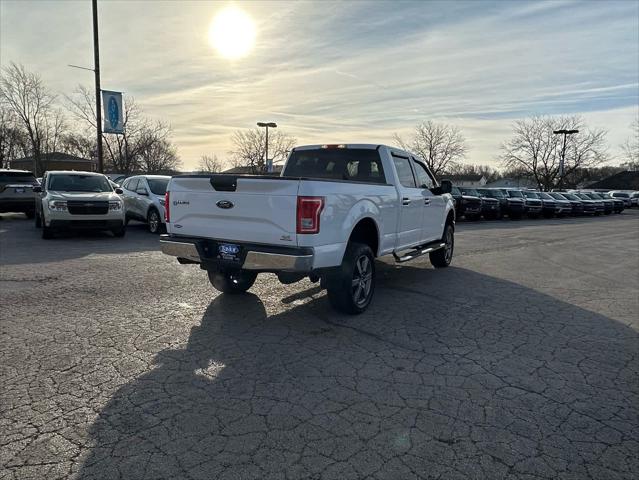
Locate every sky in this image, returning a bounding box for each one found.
[1,0,638,171]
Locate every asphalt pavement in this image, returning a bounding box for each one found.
[1,211,638,479]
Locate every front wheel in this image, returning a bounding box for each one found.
[327,242,375,315]
[430,223,454,268]
[208,270,257,294]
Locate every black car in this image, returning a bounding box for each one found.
[575,193,603,215]
[534,191,558,218]
[463,188,501,219]
[522,191,543,218]
[498,189,527,219]
[477,188,508,219]
[592,192,622,213]
[586,193,613,214]
[451,186,482,220]
[549,192,582,215]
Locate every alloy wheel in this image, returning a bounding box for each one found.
[351,255,373,308]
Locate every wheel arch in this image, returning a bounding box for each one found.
[347,216,380,257]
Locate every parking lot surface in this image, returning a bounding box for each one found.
[1,212,638,480]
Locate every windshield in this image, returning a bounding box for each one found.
[549,192,566,200]
[538,192,553,200]
[48,174,112,193]
[585,193,600,200]
[612,192,628,198]
[147,178,170,195]
[451,186,461,195]
[507,190,523,198]
[562,193,578,200]
[283,148,386,183]
[523,191,539,199]
[478,189,504,199]
[0,172,37,185]
[462,188,479,196]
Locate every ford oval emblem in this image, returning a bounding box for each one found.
[216,200,234,209]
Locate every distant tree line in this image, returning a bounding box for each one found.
[0,62,180,175]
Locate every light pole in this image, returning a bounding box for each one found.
[257,122,277,173]
[553,129,578,190]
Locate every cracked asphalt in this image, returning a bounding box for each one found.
[1,211,638,480]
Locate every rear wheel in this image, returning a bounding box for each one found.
[327,242,375,314]
[430,223,454,269]
[208,270,257,294]
[147,208,162,234]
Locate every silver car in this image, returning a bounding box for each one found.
[120,175,170,233]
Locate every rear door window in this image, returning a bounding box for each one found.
[125,178,139,192]
[392,156,417,188]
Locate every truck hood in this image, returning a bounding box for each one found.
[49,191,118,201]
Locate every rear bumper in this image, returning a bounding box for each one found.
[160,235,314,273]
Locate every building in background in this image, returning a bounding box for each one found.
[11,152,96,174]
[446,174,487,187]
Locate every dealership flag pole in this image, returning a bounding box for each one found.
[93,0,103,173]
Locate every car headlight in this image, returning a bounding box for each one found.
[109,200,123,211]
[48,200,67,211]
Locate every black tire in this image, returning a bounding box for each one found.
[25,210,35,219]
[147,208,162,234]
[112,226,126,237]
[326,242,375,315]
[430,223,454,269]
[208,270,257,294]
[35,211,41,228]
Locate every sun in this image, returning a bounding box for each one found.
[208,6,256,59]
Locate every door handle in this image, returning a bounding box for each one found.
[424,198,431,206]
[402,197,411,206]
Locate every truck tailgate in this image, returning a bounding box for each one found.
[168,176,300,246]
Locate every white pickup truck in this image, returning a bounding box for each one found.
[161,144,455,314]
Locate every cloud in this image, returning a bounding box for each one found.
[1,0,637,169]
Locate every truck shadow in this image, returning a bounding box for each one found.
[75,267,638,479]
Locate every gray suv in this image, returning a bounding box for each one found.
[120,175,170,233]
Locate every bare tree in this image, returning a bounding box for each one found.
[66,85,179,174]
[230,128,296,173]
[444,163,502,183]
[0,62,66,175]
[393,121,467,176]
[500,115,608,191]
[620,117,639,170]
[198,154,223,173]
[0,105,28,168]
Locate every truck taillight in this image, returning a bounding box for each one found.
[165,191,170,222]
[297,196,324,234]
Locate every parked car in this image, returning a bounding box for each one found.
[548,192,582,215]
[608,191,632,207]
[498,189,526,219]
[574,192,603,215]
[463,187,500,219]
[477,188,509,219]
[630,192,639,207]
[33,171,126,239]
[451,186,481,220]
[161,144,456,314]
[586,192,613,214]
[591,192,622,213]
[0,169,38,218]
[522,190,543,218]
[120,175,170,233]
[534,191,558,218]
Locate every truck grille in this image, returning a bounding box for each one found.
[67,201,109,215]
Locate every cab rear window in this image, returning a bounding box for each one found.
[283,148,386,184]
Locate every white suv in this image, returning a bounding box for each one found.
[34,171,126,239]
[120,175,170,233]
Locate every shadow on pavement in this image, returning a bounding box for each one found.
[75,266,638,479]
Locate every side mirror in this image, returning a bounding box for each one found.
[115,188,123,194]
[136,189,148,196]
[32,185,42,193]
[439,179,452,194]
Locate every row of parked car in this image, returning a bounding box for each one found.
[0,169,169,238]
[450,187,637,220]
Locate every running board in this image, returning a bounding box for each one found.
[393,241,446,263]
